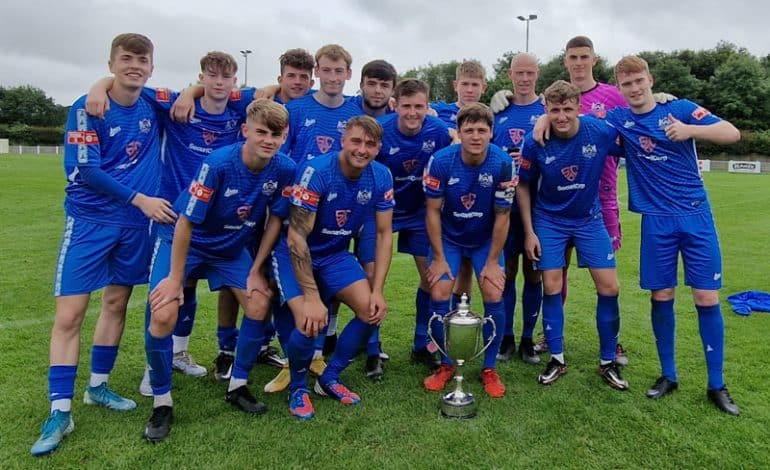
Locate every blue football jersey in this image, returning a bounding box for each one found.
[423,144,516,248]
[430,101,460,129]
[288,153,394,258]
[606,100,721,215]
[170,142,296,259]
[519,115,618,224]
[492,100,545,153]
[141,87,244,202]
[63,93,162,228]
[281,95,363,163]
[376,114,452,231]
[347,94,394,117]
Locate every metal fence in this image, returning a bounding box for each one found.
[3,145,62,155]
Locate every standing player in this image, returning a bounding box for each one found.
[422,103,516,398]
[143,99,296,442]
[431,60,488,128]
[350,60,398,118]
[31,33,175,456]
[376,78,452,373]
[607,56,741,414]
[518,81,627,390]
[490,53,545,364]
[272,116,394,420]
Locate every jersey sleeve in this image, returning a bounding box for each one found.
[141,86,176,113]
[176,161,220,224]
[675,99,721,126]
[494,153,516,209]
[64,103,103,168]
[518,135,539,183]
[226,87,256,118]
[435,120,453,149]
[374,165,395,212]
[422,154,447,199]
[290,162,324,213]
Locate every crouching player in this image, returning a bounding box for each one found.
[142,99,296,442]
[422,103,516,398]
[273,116,394,420]
[518,81,627,390]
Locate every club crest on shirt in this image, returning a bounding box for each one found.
[529,114,542,125]
[316,136,334,153]
[421,140,436,153]
[657,116,673,129]
[508,128,525,145]
[357,189,372,205]
[225,119,238,130]
[590,102,606,118]
[138,118,152,133]
[237,205,252,221]
[336,120,348,134]
[460,193,476,210]
[335,209,350,227]
[582,144,597,158]
[202,130,219,145]
[478,173,493,188]
[403,159,419,173]
[561,165,579,182]
[639,136,657,153]
[262,180,278,196]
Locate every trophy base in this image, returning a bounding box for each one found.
[440,391,478,419]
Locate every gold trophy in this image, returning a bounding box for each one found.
[428,294,496,418]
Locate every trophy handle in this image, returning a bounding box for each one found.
[427,313,448,358]
[468,315,497,362]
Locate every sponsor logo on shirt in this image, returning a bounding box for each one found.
[402,159,419,173]
[139,118,152,133]
[448,177,460,186]
[389,146,400,155]
[508,128,525,145]
[189,117,201,124]
[202,131,219,145]
[229,89,242,101]
[498,116,509,124]
[582,144,597,158]
[478,173,493,188]
[295,187,320,207]
[125,141,142,160]
[423,174,440,191]
[421,140,436,153]
[460,193,476,210]
[357,189,372,205]
[692,107,710,120]
[67,130,99,145]
[384,188,394,201]
[590,102,607,118]
[561,165,578,182]
[639,136,657,153]
[189,181,214,202]
[281,185,293,197]
[224,188,239,197]
[327,192,338,201]
[262,180,278,195]
[520,159,532,170]
[316,135,334,153]
[156,88,171,102]
[109,126,121,137]
[188,143,213,154]
[544,156,556,165]
[304,118,316,127]
[623,120,635,128]
[335,209,350,227]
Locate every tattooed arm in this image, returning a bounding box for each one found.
[286,205,327,336]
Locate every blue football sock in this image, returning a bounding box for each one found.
[651,299,677,382]
[542,293,564,355]
[596,294,620,362]
[314,322,328,353]
[696,304,725,390]
[145,330,173,395]
[217,326,238,353]
[502,278,516,337]
[49,365,77,401]
[413,288,431,351]
[287,329,315,391]
[173,286,197,337]
[521,281,543,340]
[90,344,118,375]
[483,301,505,369]
[428,299,451,365]
[263,319,276,347]
[272,302,294,355]
[232,317,265,381]
[322,317,372,383]
[367,326,380,356]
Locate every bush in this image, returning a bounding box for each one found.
[697,130,770,158]
[0,124,64,145]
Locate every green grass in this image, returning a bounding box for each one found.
[1,154,769,468]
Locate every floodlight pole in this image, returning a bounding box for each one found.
[240,49,253,86]
[516,14,538,52]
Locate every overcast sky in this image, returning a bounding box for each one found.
[1,0,767,106]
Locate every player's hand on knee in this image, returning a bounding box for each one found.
[299,297,327,337]
[150,278,183,313]
[426,259,453,287]
[479,262,506,293]
[489,89,514,113]
[246,271,271,299]
[132,194,177,224]
[368,290,388,325]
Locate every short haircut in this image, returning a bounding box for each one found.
[246,98,289,133]
[565,35,594,52]
[279,48,314,74]
[360,60,397,86]
[200,51,238,75]
[455,60,486,81]
[615,55,651,77]
[315,44,353,68]
[110,33,153,60]
[456,102,494,129]
[345,115,383,142]
[393,78,430,101]
[543,80,581,105]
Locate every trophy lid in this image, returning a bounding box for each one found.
[447,293,480,326]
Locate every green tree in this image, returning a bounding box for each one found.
[707,55,770,130]
[402,61,460,102]
[647,56,703,101]
[0,85,67,126]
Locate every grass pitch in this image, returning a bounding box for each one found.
[0,154,769,468]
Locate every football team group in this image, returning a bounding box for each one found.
[30,31,741,456]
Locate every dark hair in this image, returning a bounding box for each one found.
[456,102,493,129]
[565,35,594,52]
[200,51,237,74]
[393,78,430,101]
[110,33,153,60]
[279,48,314,74]
[345,115,383,142]
[360,60,397,86]
[543,80,581,105]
